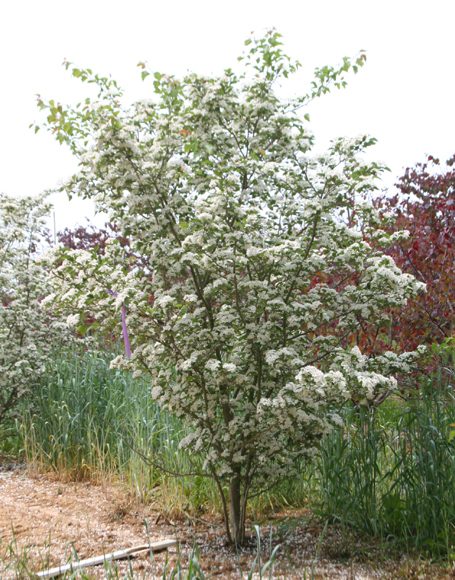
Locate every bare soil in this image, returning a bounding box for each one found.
[0,465,453,578]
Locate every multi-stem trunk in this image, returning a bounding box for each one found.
[229,473,246,546]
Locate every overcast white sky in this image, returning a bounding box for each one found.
[1,0,454,232]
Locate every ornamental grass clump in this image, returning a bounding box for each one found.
[40,32,425,545]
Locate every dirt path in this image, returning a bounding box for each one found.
[0,467,453,578]
[0,467,179,577]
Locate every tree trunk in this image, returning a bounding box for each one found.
[229,474,245,546]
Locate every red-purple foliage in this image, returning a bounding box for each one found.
[376,154,454,351]
[57,223,129,253]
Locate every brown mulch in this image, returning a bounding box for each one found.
[0,466,453,578]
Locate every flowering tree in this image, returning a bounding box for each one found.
[0,193,72,423]
[40,33,425,545]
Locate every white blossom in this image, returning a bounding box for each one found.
[66,313,80,327]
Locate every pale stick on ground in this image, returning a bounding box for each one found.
[36,539,178,579]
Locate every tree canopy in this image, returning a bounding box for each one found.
[40,32,425,544]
